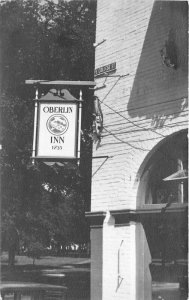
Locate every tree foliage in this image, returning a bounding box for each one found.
[0,0,96,251]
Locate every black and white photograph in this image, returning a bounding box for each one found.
[0,0,188,299]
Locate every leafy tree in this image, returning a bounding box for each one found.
[0,0,96,254]
[27,240,44,265]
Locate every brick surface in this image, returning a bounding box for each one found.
[91,0,188,212]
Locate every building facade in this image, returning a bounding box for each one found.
[87,1,188,300]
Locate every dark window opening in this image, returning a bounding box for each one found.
[143,131,188,205]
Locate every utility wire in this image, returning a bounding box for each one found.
[84,98,187,163]
[102,120,188,137]
[100,74,130,103]
[92,156,109,177]
[102,126,188,165]
[100,127,185,166]
[101,77,121,103]
[94,78,166,138]
[96,77,187,136]
[105,96,188,114]
[102,134,162,143]
[105,106,188,118]
[104,117,188,131]
[103,126,149,151]
[96,73,187,112]
[98,98,166,138]
[103,118,188,129]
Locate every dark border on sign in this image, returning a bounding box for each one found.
[36,101,78,160]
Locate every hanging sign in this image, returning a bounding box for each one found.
[25,81,96,164]
[37,102,78,159]
[32,89,80,160]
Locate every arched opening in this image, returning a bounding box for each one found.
[136,130,188,299]
[137,129,188,206]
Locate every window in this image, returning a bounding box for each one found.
[142,131,188,205]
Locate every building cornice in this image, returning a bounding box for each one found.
[86,204,188,226]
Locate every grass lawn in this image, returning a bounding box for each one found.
[0,252,91,299]
[1,252,90,268]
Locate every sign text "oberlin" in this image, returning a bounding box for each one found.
[43,106,73,113]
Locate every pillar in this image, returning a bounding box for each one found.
[90,212,152,300]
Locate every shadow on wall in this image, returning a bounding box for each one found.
[127,1,188,128]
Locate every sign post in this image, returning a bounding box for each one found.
[77,90,83,165]
[31,87,39,164]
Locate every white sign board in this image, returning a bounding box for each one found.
[36,102,78,159]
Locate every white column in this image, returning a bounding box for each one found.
[102,212,115,300]
[91,214,152,300]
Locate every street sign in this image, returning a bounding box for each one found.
[94,62,116,77]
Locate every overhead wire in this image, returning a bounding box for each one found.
[102,133,162,143]
[99,97,166,138]
[96,72,188,112]
[100,126,187,166]
[94,77,187,165]
[106,119,188,131]
[105,96,188,114]
[92,156,109,177]
[100,74,129,103]
[95,74,187,139]
[102,120,188,137]
[105,106,188,119]
[94,76,166,138]
[101,76,121,103]
[103,126,150,151]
